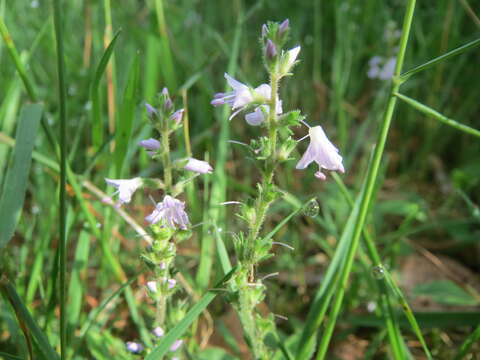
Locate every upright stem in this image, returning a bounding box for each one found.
[315,1,418,359]
[161,124,173,192]
[52,0,68,358]
[239,66,281,360]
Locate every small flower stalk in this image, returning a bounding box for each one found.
[103,87,211,357]
[211,20,344,359]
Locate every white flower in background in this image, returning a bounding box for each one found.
[367,56,396,80]
[211,73,281,122]
[126,342,143,353]
[170,339,183,352]
[145,195,190,230]
[153,326,165,338]
[296,126,345,180]
[104,178,142,206]
[378,57,396,80]
[147,281,157,293]
[184,158,213,174]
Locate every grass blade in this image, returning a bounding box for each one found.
[90,30,121,149]
[296,181,366,360]
[400,38,480,81]
[394,92,480,138]
[454,324,480,360]
[0,17,37,101]
[145,267,237,360]
[0,280,59,360]
[115,54,140,177]
[52,0,69,357]
[200,11,244,282]
[0,103,42,249]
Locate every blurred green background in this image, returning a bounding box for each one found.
[0,0,479,359]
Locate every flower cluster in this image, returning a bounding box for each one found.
[103,87,212,357]
[209,18,346,360]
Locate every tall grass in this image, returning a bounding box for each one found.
[0,0,479,359]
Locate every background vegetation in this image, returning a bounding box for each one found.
[0,0,479,359]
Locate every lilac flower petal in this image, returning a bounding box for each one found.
[146,195,190,229]
[296,126,344,179]
[245,107,266,126]
[105,178,142,205]
[170,109,185,124]
[279,19,289,35]
[295,143,316,169]
[145,103,158,117]
[184,158,213,174]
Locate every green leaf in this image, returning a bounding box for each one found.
[115,54,140,177]
[90,30,121,149]
[295,180,366,360]
[0,281,59,360]
[413,280,478,306]
[145,267,237,360]
[394,93,480,138]
[0,103,42,249]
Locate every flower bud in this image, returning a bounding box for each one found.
[266,39,277,59]
[170,109,184,124]
[138,138,161,151]
[261,23,268,38]
[145,103,158,118]
[162,87,173,111]
[278,19,290,36]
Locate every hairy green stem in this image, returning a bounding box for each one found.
[160,123,173,192]
[315,1,419,359]
[238,64,281,360]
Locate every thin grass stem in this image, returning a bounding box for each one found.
[51,0,68,358]
[315,1,420,359]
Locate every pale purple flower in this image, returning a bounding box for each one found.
[126,341,143,353]
[184,158,213,174]
[145,195,190,229]
[147,281,157,293]
[266,39,277,59]
[138,138,160,151]
[379,57,396,80]
[211,74,277,121]
[153,326,165,338]
[368,56,396,80]
[296,126,344,180]
[170,339,183,352]
[105,177,142,205]
[170,109,184,124]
